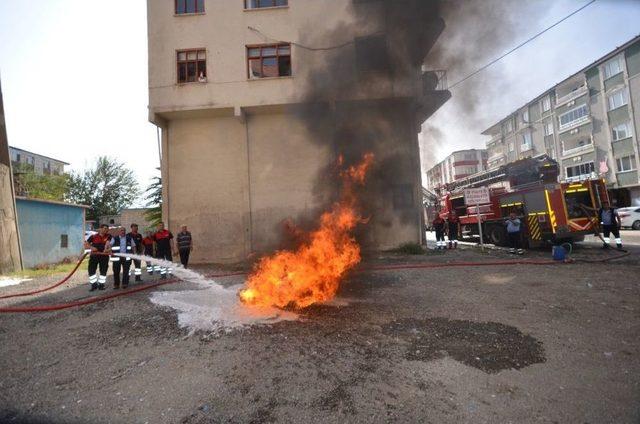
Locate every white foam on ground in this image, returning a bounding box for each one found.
[116,253,299,333]
[0,277,32,288]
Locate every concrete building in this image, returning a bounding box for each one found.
[100,208,154,231]
[425,149,488,191]
[15,197,87,268]
[0,77,22,273]
[147,0,450,263]
[483,35,640,207]
[9,146,68,176]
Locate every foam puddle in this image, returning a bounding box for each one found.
[0,277,32,288]
[114,253,299,333]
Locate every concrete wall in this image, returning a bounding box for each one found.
[16,199,85,268]
[0,164,22,273]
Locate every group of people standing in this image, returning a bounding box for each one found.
[431,211,460,250]
[83,222,193,292]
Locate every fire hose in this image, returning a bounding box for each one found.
[0,251,631,314]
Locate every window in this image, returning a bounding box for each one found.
[463,153,476,161]
[508,142,514,152]
[522,109,529,123]
[544,120,554,136]
[25,155,34,165]
[521,131,532,150]
[504,119,513,133]
[616,155,636,172]
[559,104,588,130]
[247,44,291,79]
[607,90,627,111]
[244,0,288,9]
[175,0,204,14]
[177,49,206,83]
[566,161,595,178]
[541,95,551,112]
[603,56,622,79]
[60,234,68,248]
[612,122,630,141]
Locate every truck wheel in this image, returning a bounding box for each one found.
[487,225,507,246]
[633,220,640,230]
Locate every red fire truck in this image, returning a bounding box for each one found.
[433,156,609,248]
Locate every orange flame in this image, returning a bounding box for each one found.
[239,153,375,309]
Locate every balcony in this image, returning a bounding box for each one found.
[556,82,588,106]
[487,151,506,163]
[561,137,595,158]
[558,115,590,133]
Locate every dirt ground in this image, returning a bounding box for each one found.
[0,245,638,423]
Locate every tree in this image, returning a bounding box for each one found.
[67,156,139,221]
[143,176,162,228]
[13,164,69,201]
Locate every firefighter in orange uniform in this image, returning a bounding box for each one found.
[83,224,112,291]
[433,215,446,250]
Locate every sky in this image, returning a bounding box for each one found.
[0,0,639,193]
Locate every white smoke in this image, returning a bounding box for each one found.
[114,253,298,334]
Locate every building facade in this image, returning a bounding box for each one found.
[147,0,450,263]
[425,149,487,191]
[483,35,640,207]
[15,197,87,268]
[9,146,68,176]
[99,208,154,232]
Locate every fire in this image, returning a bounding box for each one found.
[239,153,375,309]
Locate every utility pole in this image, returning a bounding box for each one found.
[0,76,23,273]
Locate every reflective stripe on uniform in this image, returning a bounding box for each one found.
[135,268,142,275]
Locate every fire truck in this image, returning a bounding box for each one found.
[433,155,609,248]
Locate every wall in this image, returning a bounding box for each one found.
[16,199,85,268]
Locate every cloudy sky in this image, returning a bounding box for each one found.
[1,0,639,193]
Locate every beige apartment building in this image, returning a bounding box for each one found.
[147,0,450,263]
[425,148,487,191]
[483,35,640,207]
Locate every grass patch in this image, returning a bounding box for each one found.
[390,242,426,255]
[5,259,88,279]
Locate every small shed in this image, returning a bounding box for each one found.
[15,197,88,268]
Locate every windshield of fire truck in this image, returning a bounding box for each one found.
[564,189,593,219]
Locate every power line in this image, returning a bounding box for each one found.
[448,0,597,90]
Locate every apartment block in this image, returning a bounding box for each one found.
[483,35,640,207]
[9,146,68,176]
[147,0,450,263]
[425,149,487,191]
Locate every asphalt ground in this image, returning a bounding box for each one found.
[0,246,638,423]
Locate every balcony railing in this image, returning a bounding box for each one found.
[555,83,588,106]
[558,114,590,132]
[561,140,594,157]
[422,69,448,92]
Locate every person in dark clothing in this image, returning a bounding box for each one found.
[153,222,174,279]
[505,212,523,254]
[142,231,155,275]
[84,224,112,291]
[127,223,144,282]
[111,227,136,289]
[447,211,460,249]
[432,215,446,250]
[598,202,623,249]
[176,225,193,268]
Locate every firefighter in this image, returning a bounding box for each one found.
[127,223,144,282]
[599,201,623,249]
[433,214,446,250]
[153,222,175,279]
[447,211,460,249]
[142,231,155,275]
[110,227,136,289]
[84,224,112,291]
